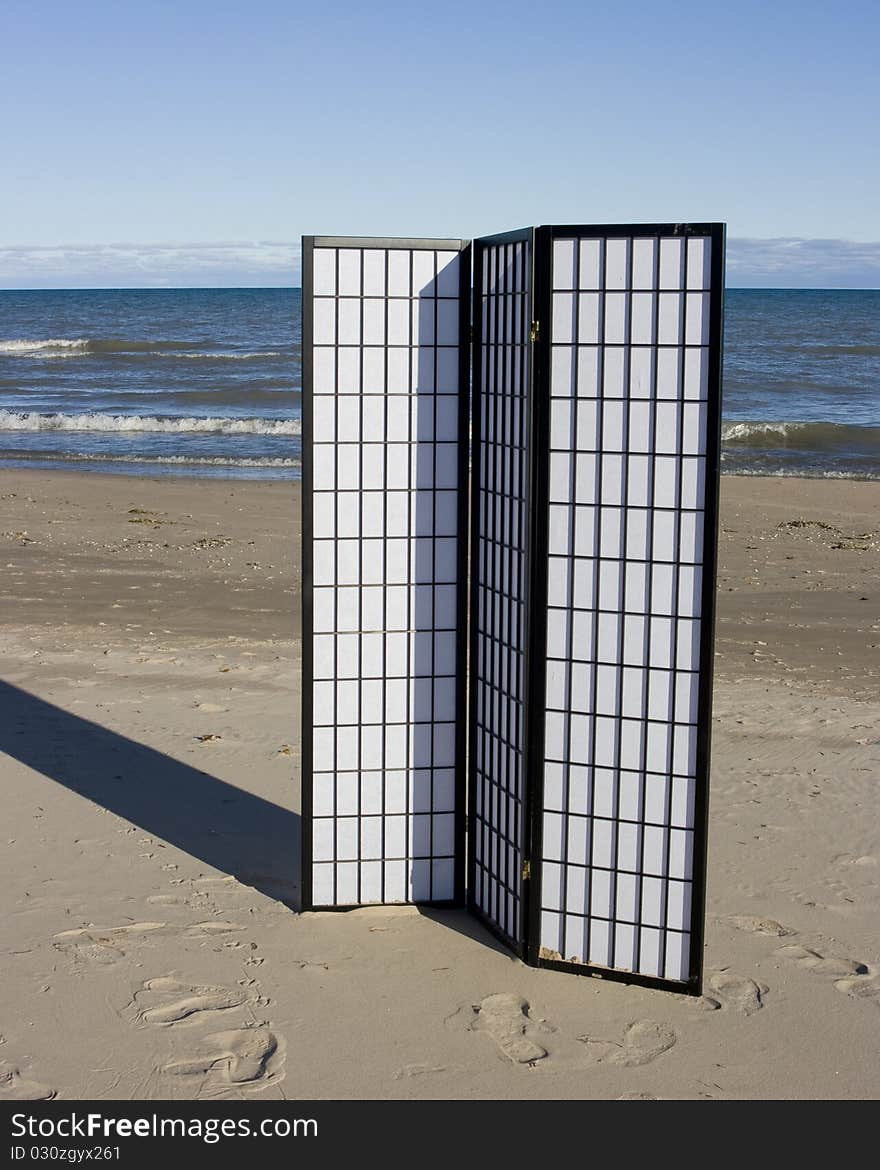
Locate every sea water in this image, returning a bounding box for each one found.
[721,288,879,479]
[0,288,301,479]
[0,287,876,480]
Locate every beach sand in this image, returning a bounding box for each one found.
[0,469,877,1101]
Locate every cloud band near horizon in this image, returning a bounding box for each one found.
[1,237,879,289]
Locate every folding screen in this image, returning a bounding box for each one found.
[301,237,471,909]
[302,224,724,993]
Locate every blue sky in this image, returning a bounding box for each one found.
[2,0,877,287]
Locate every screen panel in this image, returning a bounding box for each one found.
[302,236,470,908]
[529,224,724,991]
[468,229,535,952]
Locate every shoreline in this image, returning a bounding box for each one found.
[0,464,877,483]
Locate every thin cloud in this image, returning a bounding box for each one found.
[0,242,302,288]
[726,237,880,287]
[1,237,879,289]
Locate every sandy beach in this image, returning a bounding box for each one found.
[1,468,877,1101]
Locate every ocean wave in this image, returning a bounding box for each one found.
[721,419,880,454]
[0,337,290,360]
[0,338,92,354]
[721,466,880,481]
[0,449,299,469]
[0,410,301,436]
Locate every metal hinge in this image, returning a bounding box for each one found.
[529,320,540,344]
[522,860,531,881]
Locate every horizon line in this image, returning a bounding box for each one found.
[1,284,879,293]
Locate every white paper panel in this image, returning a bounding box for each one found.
[306,240,465,906]
[472,235,531,945]
[538,232,714,983]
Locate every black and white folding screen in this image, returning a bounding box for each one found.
[302,224,725,994]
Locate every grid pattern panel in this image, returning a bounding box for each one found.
[306,240,466,906]
[471,237,531,945]
[537,233,713,981]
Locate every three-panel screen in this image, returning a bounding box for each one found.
[302,225,724,992]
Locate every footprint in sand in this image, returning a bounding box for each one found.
[186,921,245,935]
[52,922,166,968]
[55,919,244,945]
[834,977,880,1007]
[393,1064,448,1080]
[129,977,250,1026]
[832,853,878,870]
[706,970,765,1015]
[676,991,722,1012]
[0,1062,56,1101]
[721,914,795,938]
[162,1026,284,1090]
[578,1020,676,1067]
[55,922,166,942]
[53,938,126,967]
[775,943,869,980]
[468,994,549,1065]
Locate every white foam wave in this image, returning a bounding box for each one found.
[21,453,301,468]
[722,467,880,481]
[0,338,90,354]
[0,410,301,436]
[722,420,807,441]
[0,338,286,360]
